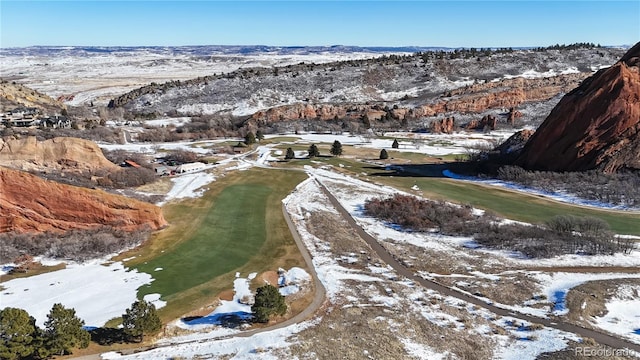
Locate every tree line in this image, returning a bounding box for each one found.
[0,300,160,360]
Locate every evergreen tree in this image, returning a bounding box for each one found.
[285,147,295,160]
[255,130,265,141]
[43,303,90,356]
[122,300,162,342]
[392,139,399,149]
[379,149,389,160]
[251,285,287,323]
[0,308,39,360]
[330,140,343,156]
[244,131,256,145]
[308,144,320,158]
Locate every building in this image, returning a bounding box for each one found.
[175,162,206,173]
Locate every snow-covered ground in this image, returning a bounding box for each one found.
[0,260,162,328]
[593,284,640,344]
[159,171,216,205]
[103,320,318,360]
[0,48,392,106]
[266,129,514,156]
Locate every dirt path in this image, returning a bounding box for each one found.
[313,177,640,353]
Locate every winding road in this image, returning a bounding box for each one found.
[312,176,640,354]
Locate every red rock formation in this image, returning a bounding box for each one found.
[507,107,523,125]
[0,136,119,173]
[515,42,640,173]
[496,129,535,156]
[246,73,587,126]
[466,114,497,130]
[0,167,167,234]
[431,117,455,134]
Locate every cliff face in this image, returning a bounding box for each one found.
[515,43,640,173]
[247,72,587,125]
[0,167,167,233]
[0,136,118,173]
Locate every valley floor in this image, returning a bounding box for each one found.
[2,133,639,359]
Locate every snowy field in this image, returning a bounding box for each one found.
[0,48,392,106]
[266,130,515,156]
[0,260,163,328]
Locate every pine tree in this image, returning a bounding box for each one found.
[330,140,343,156]
[392,139,399,149]
[256,130,265,141]
[251,285,287,323]
[285,147,295,160]
[44,303,90,356]
[122,300,162,342]
[0,308,40,360]
[379,149,389,160]
[244,131,256,145]
[308,144,319,158]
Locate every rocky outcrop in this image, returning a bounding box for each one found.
[465,114,497,131]
[0,81,66,113]
[430,117,455,134]
[515,42,640,173]
[0,136,118,173]
[507,107,523,125]
[246,72,589,126]
[0,167,167,234]
[496,129,534,156]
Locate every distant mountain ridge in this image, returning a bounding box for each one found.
[107,46,625,130]
[2,44,630,57]
[0,45,451,57]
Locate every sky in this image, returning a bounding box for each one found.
[0,1,638,48]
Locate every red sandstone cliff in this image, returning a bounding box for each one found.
[515,43,640,173]
[246,72,588,126]
[0,167,167,233]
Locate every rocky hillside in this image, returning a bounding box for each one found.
[0,167,167,233]
[515,42,640,173]
[0,80,66,113]
[0,136,118,173]
[109,46,624,129]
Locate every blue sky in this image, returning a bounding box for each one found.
[1,1,638,48]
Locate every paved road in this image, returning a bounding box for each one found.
[313,177,640,354]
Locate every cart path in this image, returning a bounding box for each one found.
[313,176,640,353]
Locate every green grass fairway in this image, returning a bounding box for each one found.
[135,184,272,299]
[119,168,307,320]
[295,157,640,235]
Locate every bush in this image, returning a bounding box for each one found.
[0,226,151,262]
[364,195,634,258]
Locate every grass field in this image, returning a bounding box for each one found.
[289,157,640,236]
[117,168,308,320]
